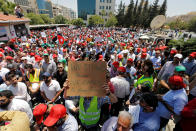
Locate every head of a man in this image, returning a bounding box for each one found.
[43,54,49,63]
[117,111,133,131]
[57,63,64,73]
[155,50,160,58]
[6,72,17,85]
[26,64,34,73]
[42,72,52,84]
[140,92,158,113]
[0,90,14,109]
[173,54,182,65]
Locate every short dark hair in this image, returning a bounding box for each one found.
[5,71,15,81]
[0,90,14,99]
[144,59,154,76]
[141,92,158,111]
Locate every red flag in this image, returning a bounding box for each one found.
[57,35,64,45]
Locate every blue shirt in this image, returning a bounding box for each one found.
[157,88,188,119]
[182,57,196,76]
[150,56,161,69]
[133,107,160,131]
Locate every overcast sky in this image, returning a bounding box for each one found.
[52,0,196,17]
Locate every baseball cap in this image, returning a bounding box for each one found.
[42,72,51,77]
[117,67,126,73]
[0,53,3,57]
[44,104,67,127]
[112,61,119,68]
[33,104,47,125]
[53,54,58,58]
[175,65,186,72]
[118,54,123,59]
[168,75,186,88]
[174,54,183,59]
[0,42,5,45]
[5,56,13,60]
[141,53,147,59]
[170,49,177,54]
[127,58,133,63]
[59,59,66,64]
[43,53,49,56]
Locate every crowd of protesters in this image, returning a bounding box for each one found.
[0,27,196,131]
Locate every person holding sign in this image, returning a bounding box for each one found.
[63,80,118,131]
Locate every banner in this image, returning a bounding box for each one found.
[67,61,106,96]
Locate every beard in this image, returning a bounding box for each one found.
[0,101,10,110]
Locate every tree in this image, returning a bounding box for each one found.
[149,0,159,25]
[54,15,68,24]
[40,14,52,24]
[26,13,45,25]
[188,17,196,33]
[136,0,144,26]
[159,0,167,15]
[133,0,138,25]
[142,0,149,28]
[116,1,126,26]
[88,15,104,27]
[168,18,188,30]
[105,16,118,27]
[0,0,15,15]
[124,0,134,27]
[71,18,85,27]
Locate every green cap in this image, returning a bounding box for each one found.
[43,53,49,56]
[175,65,186,72]
[59,59,66,64]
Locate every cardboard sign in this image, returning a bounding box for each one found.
[68,61,106,96]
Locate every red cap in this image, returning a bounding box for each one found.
[63,49,67,52]
[170,49,177,54]
[120,43,126,47]
[68,43,72,46]
[118,54,123,59]
[30,52,35,56]
[0,48,4,53]
[117,67,126,73]
[44,104,66,127]
[141,53,147,59]
[97,43,102,46]
[14,45,18,48]
[33,104,47,125]
[189,53,195,58]
[127,58,133,63]
[10,38,15,43]
[168,75,186,88]
[53,54,58,58]
[0,53,3,57]
[142,48,147,53]
[112,61,119,68]
[47,48,51,51]
[137,48,141,53]
[155,47,159,51]
[38,48,42,51]
[98,55,103,61]
[6,56,13,60]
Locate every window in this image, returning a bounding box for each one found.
[99,12,101,15]
[102,6,104,9]
[110,0,112,3]
[100,0,105,2]
[105,19,107,22]
[109,6,111,10]
[106,6,108,10]
[107,0,109,3]
[100,6,102,9]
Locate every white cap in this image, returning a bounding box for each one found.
[21,57,27,60]
[111,55,115,60]
[174,54,183,59]
[0,42,5,45]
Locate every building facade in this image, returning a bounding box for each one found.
[77,0,115,23]
[36,0,53,17]
[52,4,76,20]
[9,0,39,14]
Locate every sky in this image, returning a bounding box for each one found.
[52,0,196,17]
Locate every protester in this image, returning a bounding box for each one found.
[0,90,33,123]
[101,111,133,131]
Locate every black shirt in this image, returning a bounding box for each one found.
[53,70,67,88]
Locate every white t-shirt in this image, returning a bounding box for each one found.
[40,80,61,101]
[0,98,33,123]
[7,82,31,102]
[0,67,10,78]
[110,76,130,98]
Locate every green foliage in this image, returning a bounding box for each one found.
[54,15,68,24]
[149,0,159,25]
[136,0,144,26]
[71,18,84,27]
[188,17,196,33]
[40,14,52,24]
[168,38,196,57]
[0,0,15,14]
[26,13,45,25]
[133,0,138,25]
[124,0,134,27]
[159,0,167,15]
[116,1,126,26]
[168,18,188,30]
[142,0,149,28]
[88,15,104,27]
[105,16,118,27]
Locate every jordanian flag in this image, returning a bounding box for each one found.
[107,34,114,43]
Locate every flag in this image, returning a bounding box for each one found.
[107,34,114,43]
[57,35,64,45]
